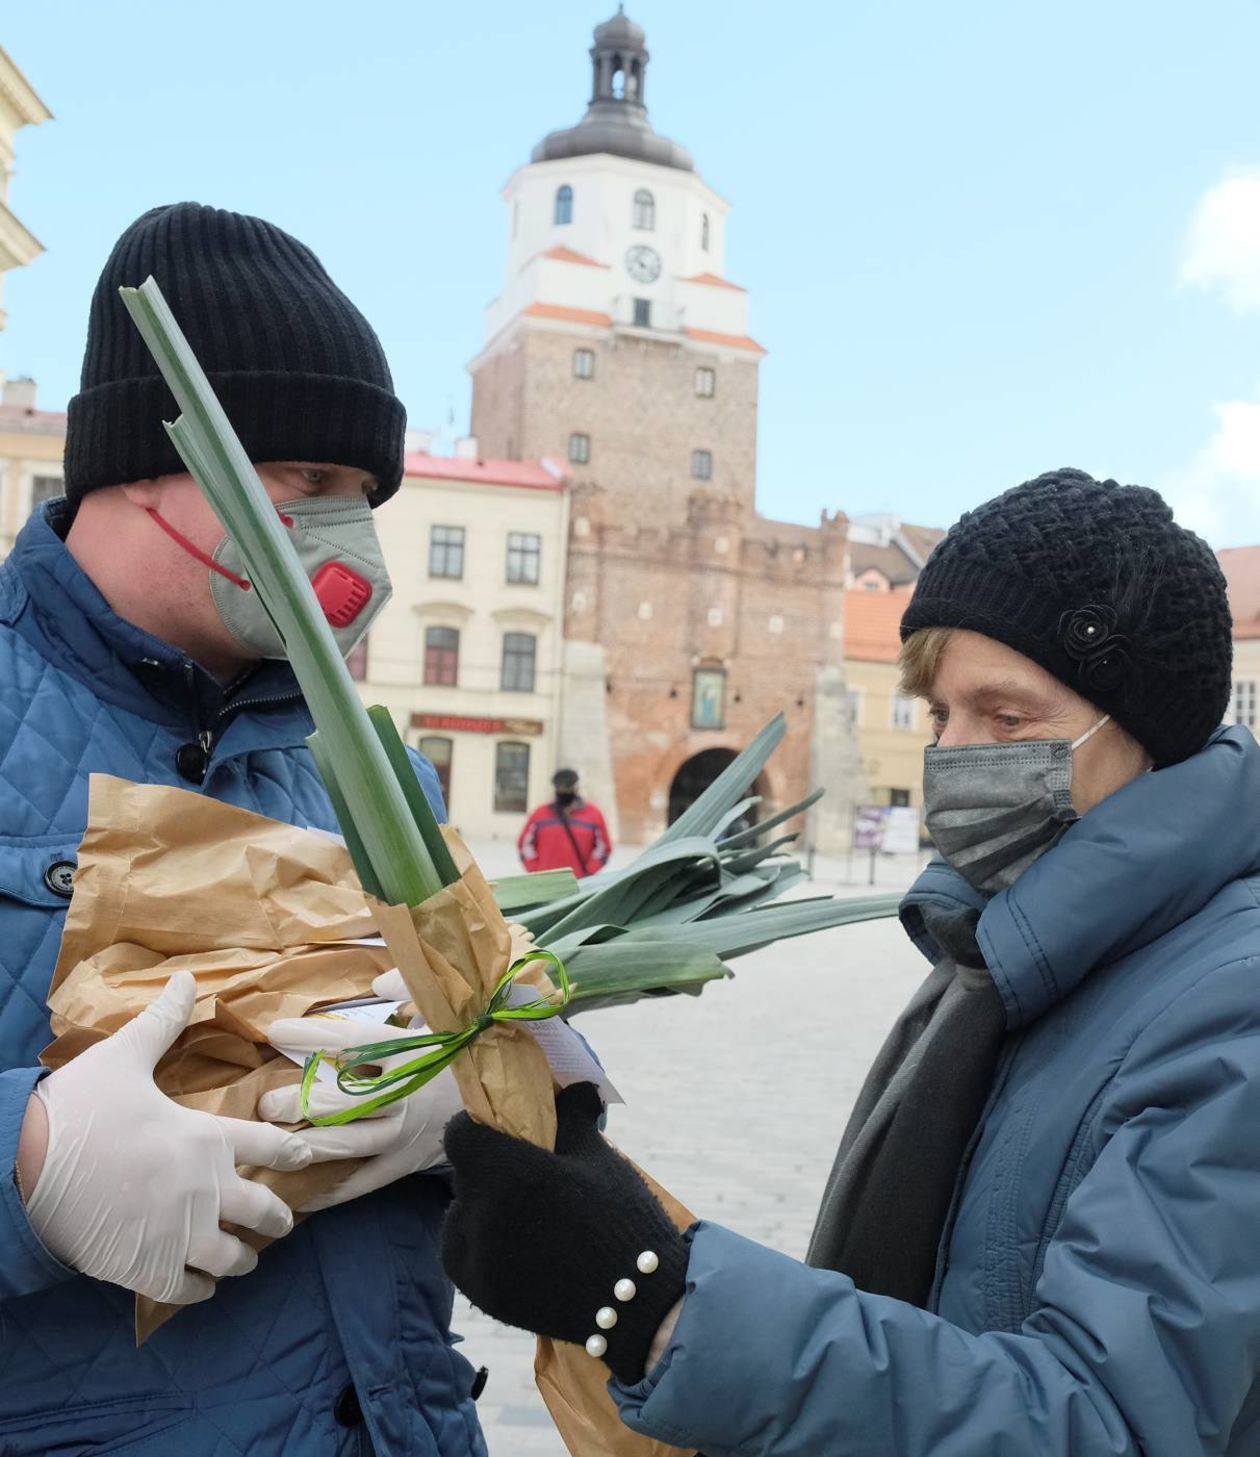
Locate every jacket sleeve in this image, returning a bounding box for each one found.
[589,806,612,868]
[615,954,1260,1457]
[518,809,542,871]
[0,1065,76,1298]
[404,746,448,823]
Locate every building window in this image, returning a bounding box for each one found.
[423,626,460,686]
[573,348,595,379]
[501,632,537,692]
[694,367,715,398]
[891,694,916,730]
[692,667,726,730]
[633,188,655,230]
[632,297,651,328]
[428,524,465,579]
[345,636,369,682]
[506,531,541,585]
[568,431,591,464]
[554,184,573,225]
[844,686,863,727]
[418,735,453,809]
[701,212,710,251]
[889,788,912,808]
[30,474,63,510]
[494,741,531,814]
[691,449,713,480]
[1232,680,1258,730]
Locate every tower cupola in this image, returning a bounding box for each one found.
[531,8,694,172]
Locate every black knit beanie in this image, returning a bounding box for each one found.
[900,469,1233,767]
[64,202,405,506]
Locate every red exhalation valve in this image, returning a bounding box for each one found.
[312,562,373,627]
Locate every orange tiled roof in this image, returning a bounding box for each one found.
[683,326,767,355]
[681,272,746,292]
[404,453,566,492]
[1219,546,1260,640]
[538,245,609,269]
[844,586,914,663]
[523,302,612,327]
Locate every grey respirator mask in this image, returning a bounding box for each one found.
[150,495,392,660]
[923,716,1109,895]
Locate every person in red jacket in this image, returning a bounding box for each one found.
[518,769,612,878]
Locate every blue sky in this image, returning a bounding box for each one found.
[5,0,1260,544]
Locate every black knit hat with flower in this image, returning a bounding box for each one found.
[900,468,1233,766]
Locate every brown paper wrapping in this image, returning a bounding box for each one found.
[44,774,695,1457]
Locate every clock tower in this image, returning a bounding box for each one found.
[469,6,763,526]
[468,10,862,848]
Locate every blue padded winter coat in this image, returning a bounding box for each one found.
[616,725,1260,1456]
[0,505,487,1457]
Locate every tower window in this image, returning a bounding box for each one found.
[691,449,714,480]
[632,297,651,328]
[554,184,573,226]
[701,212,710,251]
[573,348,595,379]
[569,432,591,464]
[692,668,726,731]
[695,367,716,398]
[633,189,655,231]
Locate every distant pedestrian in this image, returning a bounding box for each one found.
[518,769,611,878]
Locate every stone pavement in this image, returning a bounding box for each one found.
[456,839,929,1456]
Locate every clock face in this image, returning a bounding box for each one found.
[625,244,662,283]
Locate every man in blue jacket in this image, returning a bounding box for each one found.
[441,469,1260,1456]
[0,203,485,1456]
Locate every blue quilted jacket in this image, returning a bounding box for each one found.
[0,504,487,1457]
[617,726,1260,1456]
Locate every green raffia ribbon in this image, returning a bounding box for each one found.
[299,950,570,1126]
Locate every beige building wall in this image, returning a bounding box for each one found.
[0,378,65,556]
[0,45,51,332]
[844,656,932,811]
[356,457,570,844]
[1230,636,1260,743]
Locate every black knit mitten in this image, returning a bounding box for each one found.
[442,1083,688,1383]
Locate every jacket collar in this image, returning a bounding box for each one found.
[1,501,300,731]
[901,726,1260,1029]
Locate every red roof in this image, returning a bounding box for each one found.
[1219,546,1260,640]
[537,245,609,269]
[403,454,566,492]
[523,302,612,328]
[683,326,767,355]
[0,402,66,436]
[844,587,914,663]
[682,272,746,292]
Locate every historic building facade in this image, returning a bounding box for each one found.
[1219,546,1260,744]
[351,448,571,842]
[0,43,49,336]
[0,376,64,557]
[469,10,862,846]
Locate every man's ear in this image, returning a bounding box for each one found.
[119,478,165,510]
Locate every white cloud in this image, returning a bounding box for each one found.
[1181,169,1260,312]
[1159,388,1260,546]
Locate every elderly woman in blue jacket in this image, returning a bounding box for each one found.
[442,469,1260,1457]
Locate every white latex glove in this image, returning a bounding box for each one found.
[26,971,309,1305]
[258,1005,465,1213]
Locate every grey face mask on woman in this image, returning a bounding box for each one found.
[149,495,393,660]
[922,715,1110,895]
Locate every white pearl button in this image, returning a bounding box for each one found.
[586,1333,608,1358]
[636,1250,659,1275]
[614,1277,637,1302]
[596,1306,618,1330]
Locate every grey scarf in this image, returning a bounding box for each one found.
[806,904,1007,1306]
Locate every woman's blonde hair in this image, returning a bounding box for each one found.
[898,626,954,698]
